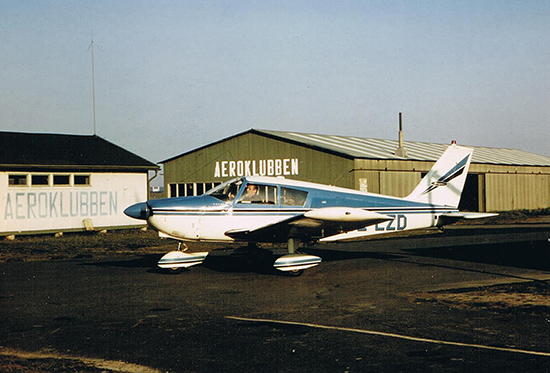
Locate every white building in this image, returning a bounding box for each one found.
[1,131,158,236]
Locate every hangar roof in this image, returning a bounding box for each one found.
[258,129,550,166]
[162,129,550,167]
[0,131,158,171]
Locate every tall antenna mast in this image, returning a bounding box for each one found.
[89,34,97,135]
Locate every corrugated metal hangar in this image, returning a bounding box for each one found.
[1,131,158,236]
[161,129,550,212]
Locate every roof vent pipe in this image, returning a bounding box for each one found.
[394,112,407,158]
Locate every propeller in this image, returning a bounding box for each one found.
[123,202,152,220]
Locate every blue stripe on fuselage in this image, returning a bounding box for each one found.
[306,190,428,209]
[152,208,456,217]
[147,186,450,217]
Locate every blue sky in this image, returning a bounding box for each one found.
[1,0,549,169]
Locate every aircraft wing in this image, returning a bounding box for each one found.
[225,207,393,243]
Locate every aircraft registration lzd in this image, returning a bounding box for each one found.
[125,143,496,275]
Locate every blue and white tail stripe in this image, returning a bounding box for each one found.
[420,155,469,195]
[407,144,474,208]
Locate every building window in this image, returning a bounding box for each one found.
[8,173,93,187]
[31,174,49,186]
[169,184,177,198]
[53,175,70,186]
[74,175,90,186]
[9,174,28,186]
[196,183,204,196]
[169,182,222,197]
[186,183,195,197]
[178,184,185,197]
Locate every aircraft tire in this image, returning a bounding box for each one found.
[284,269,304,277]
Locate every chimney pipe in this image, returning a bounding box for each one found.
[394,112,407,158]
[398,112,404,148]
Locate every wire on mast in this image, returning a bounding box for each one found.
[89,33,97,135]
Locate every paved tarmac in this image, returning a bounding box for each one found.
[1,226,550,372]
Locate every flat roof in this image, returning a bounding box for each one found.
[0,131,158,171]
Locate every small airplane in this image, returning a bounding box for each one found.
[125,143,496,275]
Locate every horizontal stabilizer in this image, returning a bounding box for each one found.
[441,212,499,219]
[437,212,498,227]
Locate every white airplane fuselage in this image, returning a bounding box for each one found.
[149,207,446,243]
[137,177,456,243]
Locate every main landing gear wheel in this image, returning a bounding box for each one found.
[285,269,304,277]
[157,250,209,273]
[272,238,322,276]
[165,242,188,273]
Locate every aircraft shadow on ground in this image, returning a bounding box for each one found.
[201,247,279,274]
[83,239,550,274]
[403,240,550,272]
[82,254,165,269]
[300,247,403,262]
[203,246,404,274]
[83,246,404,275]
[82,248,281,274]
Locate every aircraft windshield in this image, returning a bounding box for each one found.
[205,178,242,202]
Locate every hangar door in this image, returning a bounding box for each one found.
[458,174,480,212]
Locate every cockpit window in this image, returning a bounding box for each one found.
[206,178,242,202]
[280,187,308,206]
[237,183,277,204]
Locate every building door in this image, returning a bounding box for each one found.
[458,174,479,211]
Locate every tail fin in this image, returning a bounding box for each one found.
[406,144,473,208]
